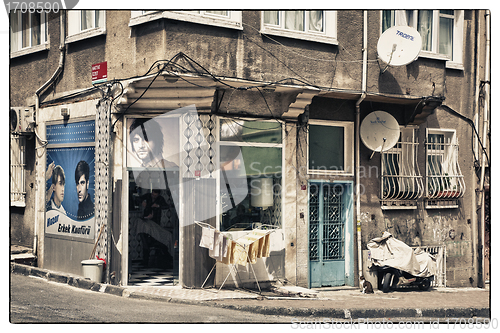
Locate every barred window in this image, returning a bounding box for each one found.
[426,129,465,200]
[381,127,424,209]
[10,135,26,207]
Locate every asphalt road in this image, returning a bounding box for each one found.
[9,273,301,323]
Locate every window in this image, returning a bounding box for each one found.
[261,11,337,45]
[381,127,424,209]
[67,10,106,43]
[382,10,464,68]
[308,121,354,175]
[130,10,242,30]
[218,119,283,231]
[426,129,465,201]
[10,11,48,57]
[10,135,26,207]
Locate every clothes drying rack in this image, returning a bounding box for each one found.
[194,221,277,293]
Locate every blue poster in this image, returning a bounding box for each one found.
[45,121,95,239]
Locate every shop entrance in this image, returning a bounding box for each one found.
[127,170,179,286]
[308,181,353,288]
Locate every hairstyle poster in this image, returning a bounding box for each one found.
[126,116,180,169]
[45,120,95,240]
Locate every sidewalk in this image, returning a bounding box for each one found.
[10,262,490,320]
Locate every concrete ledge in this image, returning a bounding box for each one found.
[104,285,125,296]
[47,272,70,284]
[29,267,48,279]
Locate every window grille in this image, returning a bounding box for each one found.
[10,134,26,206]
[426,131,465,200]
[381,128,423,208]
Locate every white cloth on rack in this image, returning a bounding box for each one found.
[209,231,230,262]
[199,226,215,250]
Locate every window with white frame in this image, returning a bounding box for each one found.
[67,10,106,43]
[382,10,464,68]
[129,10,242,30]
[10,134,26,207]
[426,129,465,200]
[10,11,48,56]
[308,121,354,175]
[261,11,337,45]
[381,127,424,206]
[218,118,283,231]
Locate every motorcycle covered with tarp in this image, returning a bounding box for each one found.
[367,232,436,292]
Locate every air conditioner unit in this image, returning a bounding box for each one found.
[10,107,35,134]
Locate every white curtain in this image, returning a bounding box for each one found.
[395,10,407,26]
[418,10,433,51]
[308,11,323,32]
[31,13,41,46]
[10,12,19,52]
[439,16,453,58]
[285,11,304,31]
[81,10,94,30]
[264,11,279,25]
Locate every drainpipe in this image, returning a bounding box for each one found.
[33,12,66,256]
[355,10,368,280]
[478,10,490,288]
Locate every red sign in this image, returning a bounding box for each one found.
[91,61,107,84]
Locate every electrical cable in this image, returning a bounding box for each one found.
[439,105,490,167]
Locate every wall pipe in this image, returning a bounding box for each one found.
[355,10,368,280]
[478,9,490,288]
[33,12,66,256]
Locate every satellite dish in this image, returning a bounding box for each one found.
[377,25,422,67]
[360,111,400,156]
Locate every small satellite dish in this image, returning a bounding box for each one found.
[377,25,422,67]
[360,111,400,156]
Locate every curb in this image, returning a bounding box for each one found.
[11,262,490,319]
[11,262,125,297]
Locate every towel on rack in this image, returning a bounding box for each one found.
[199,226,215,250]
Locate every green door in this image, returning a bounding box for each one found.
[309,182,350,287]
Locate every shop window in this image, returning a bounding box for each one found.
[10,134,26,207]
[426,129,465,207]
[129,10,242,30]
[67,10,106,43]
[381,127,424,209]
[218,118,283,232]
[307,121,354,175]
[261,10,337,45]
[382,10,464,69]
[10,11,48,57]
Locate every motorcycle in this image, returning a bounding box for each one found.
[375,265,434,293]
[367,232,436,293]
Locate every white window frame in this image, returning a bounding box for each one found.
[307,120,354,176]
[10,11,49,58]
[10,134,26,207]
[216,117,284,231]
[381,10,464,69]
[129,10,243,30]
[66,10,106,44]
[261,11,337,45]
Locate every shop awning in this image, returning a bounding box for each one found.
[116,71,442,124]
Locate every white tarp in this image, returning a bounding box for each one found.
[367,232,436,278]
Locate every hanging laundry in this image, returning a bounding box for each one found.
[221,240,234,265]
[199,226,215,250]
[261,233,271,257]
[233,243,249,266]
[209,231,227,262]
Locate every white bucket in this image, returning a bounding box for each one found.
[81,259,104,282]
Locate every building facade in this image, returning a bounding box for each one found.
[10,10,490,288]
